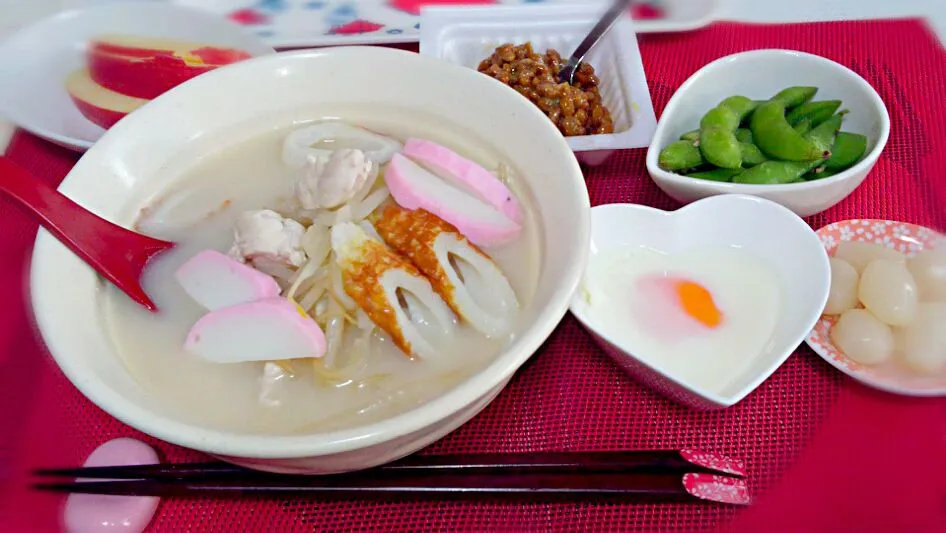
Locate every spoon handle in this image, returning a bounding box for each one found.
[562,0,633,80]
[0,156,171,310]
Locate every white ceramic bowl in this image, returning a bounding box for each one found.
[0,2,274,152]
[29,47,590,473]
[645,49,890,218]
[569,195,830,409]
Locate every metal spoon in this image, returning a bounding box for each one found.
[558,0,633,85]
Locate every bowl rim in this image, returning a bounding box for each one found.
[28,46,591,459]
[644,48,891,193]
[568,194,831,406]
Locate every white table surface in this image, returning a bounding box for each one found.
[0,0,944,155]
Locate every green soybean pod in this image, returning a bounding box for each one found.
[733,160,819,185]
[719,95,758,123]
[658,140,704,171]
[740,142,767,167]
[700,106,740,131]
[771,86,818,109]
[686,168,742,182]
[680,130,701,142]
[804,114,844,153]
[750,100,825,162]
[824,132,869,171]
[793,119,812,136]
[734,128,753,144]
[700,126,743,169]
[786,100,842,127]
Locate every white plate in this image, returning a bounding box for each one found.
[170,0,720,48]
[0,2,274,152]
[805,219,946,397]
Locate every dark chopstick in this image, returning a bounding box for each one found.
[33,471,749,504]
[33,450,750,505]
[34,449,746,480]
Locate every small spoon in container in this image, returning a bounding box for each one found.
[558,0,633,85]
[0,156,174,312]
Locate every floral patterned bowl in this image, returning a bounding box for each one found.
[805,219,946,396]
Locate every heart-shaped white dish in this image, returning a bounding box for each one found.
[569,194,830,409]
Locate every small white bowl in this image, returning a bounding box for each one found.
[569,195,830,409]
[419,2,658,167]
[29,46,590,474]
[0,2,274,152]
[645,49,890,218]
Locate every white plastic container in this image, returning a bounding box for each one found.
[419,3,658,166]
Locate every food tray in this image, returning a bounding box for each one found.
[419,3,658,166]
[169,0,721,48]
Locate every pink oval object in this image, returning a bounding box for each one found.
[402,138,523,224]
[63,438,160,533]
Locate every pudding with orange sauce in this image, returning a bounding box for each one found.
[578,245,782,394]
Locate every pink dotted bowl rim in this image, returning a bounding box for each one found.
[804,219,946,397]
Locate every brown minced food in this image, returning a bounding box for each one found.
[477,42,614,137]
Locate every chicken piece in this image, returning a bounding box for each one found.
[295,149,373,210]
[228,209,307,268]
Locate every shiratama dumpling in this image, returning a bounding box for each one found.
[830,308,895,366]
[907,248,946,302]
[824,257,860,315]
[895,302,946,375]
[858,258,918,327]
[834,241,906,273]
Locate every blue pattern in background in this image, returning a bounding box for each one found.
[256,0,288,12]
[325,3,358,28]
[304,1,327,9]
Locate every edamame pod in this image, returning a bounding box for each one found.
[719,96,758,123]
[700,106,740,131]
[740,142,767,167]
[686,168,742,182]
[771,86,818,109]
[824,132,868,171]
[793,119,812,136]
[804,114,843,153]
[680,130,701,142]
[700,126,743,169]
[750,101,826,161]
[734,128,753,144]
[786,100,842,127]
[699,106,742,168]
[658,140,704,170]
[733,160,819,184]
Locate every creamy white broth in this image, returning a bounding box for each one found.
[100,110,541,436]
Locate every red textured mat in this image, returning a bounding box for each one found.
[2,19,946,533]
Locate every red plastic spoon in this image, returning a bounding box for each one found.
[0,156,174,312]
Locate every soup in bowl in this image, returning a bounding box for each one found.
[29,47,590,474]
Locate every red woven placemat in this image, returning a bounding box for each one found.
[2,19,945,533]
